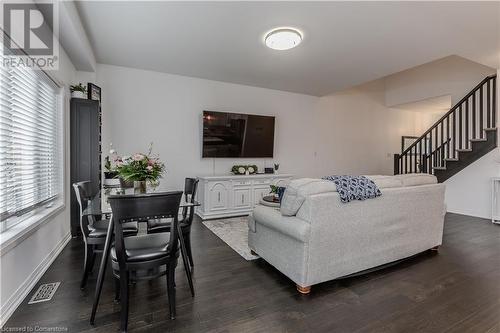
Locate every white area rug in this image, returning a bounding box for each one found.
[202,216,259,261]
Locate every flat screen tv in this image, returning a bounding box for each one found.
[202,111,275,158]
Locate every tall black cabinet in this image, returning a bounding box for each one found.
[70,98,101,237]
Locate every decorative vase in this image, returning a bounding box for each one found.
[71,91,86,99]
[119,177,134,188]
[134,180,147,194]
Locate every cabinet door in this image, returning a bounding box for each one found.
[209,182,229,211]
[233,188,252,209]
[253,186,270,205]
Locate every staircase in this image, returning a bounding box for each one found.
[394,74,497,182]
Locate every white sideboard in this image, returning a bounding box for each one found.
[195,174,293,220]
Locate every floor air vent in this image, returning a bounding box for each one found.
[28,282,60,304]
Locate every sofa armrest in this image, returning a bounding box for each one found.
[252,205,310,243]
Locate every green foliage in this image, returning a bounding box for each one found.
[70,83,87,93]
[115,146,165,183]
[104,156,112,172]
[231,165,258,175]
[269,185,278,194]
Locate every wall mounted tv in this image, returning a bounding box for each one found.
[202,111,275,158]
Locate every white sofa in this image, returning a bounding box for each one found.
[248,174,446,294]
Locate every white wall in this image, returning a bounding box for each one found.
[316,80,417,176]
[97,64,416,191]
[445,149,500,219]
[385,55,495,107]
[0,47,76,325]
[97,64,318,190]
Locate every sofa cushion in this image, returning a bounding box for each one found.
[394,173,437,187]
[365,175,403,189]
[280,178,337,216]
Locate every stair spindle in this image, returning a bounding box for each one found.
[419,139,422,173]
[458,105,463,149]
[440,121,444,164]
[446,116,450,160]
[480,84,484,138]
[472,91,476,139]
[453,110,456,158]
[493,77,496,127]
[487,79,491,128]
[465,98,469,148]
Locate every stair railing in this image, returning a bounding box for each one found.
[394,74,496,175]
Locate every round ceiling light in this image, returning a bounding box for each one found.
[264,28,302,50]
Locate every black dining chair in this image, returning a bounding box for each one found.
[72,181,137,290]
[108,191,183,332]
[147,178,199,268]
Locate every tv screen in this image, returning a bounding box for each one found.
[202,111,275,158]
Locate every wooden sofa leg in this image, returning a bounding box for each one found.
[431,245,440,251]
[296,285,311,295]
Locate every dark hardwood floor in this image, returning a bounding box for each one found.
[4,213,500,332]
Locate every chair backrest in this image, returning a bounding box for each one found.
[72,181,93,236]
[182,178,199,225]
[109,191,183,266]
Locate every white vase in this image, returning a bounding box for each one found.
[71,91,86,99]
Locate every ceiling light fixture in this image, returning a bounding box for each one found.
[264,28,302,50]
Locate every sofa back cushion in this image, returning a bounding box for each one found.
[280,178,337,216]
[280,174,438,216]
[393,173,437,187]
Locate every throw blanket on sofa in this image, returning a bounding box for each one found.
[322,175,382,203]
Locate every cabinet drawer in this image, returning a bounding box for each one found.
[233,179,251,186]
[252,179,271,185]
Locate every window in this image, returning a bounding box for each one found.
[0,59,62,232]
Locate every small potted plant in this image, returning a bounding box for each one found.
[274,163,280,174]
[115,144,165,193]
[70,83,87,99]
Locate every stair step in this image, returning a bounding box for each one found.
[470,138,487,142]
[444,158,459,162]
[456,148,472,152]
[433,166,447,170]
[484,127,497,131]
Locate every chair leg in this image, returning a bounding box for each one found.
[114,277,120,303]
[184,233,194,268]
[119,271,129,333]
[166,263,176,320]
[80,244,93,290]
[89,252,97,274]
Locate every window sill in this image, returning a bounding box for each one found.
[0,202,66,256]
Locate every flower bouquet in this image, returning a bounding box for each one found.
[114,144,165,193]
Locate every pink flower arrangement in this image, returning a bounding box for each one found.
[114,144,165,183]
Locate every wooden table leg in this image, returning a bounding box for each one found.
[178,223,195,297]
[90,215,114,325]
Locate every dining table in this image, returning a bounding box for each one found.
[83,186,200,325]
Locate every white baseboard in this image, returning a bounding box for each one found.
[0,232,71,327]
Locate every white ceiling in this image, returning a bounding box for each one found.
[75,1,500,96]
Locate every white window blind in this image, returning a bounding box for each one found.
[0,60,62,231]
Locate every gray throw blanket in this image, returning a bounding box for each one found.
[322,175,382,203]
